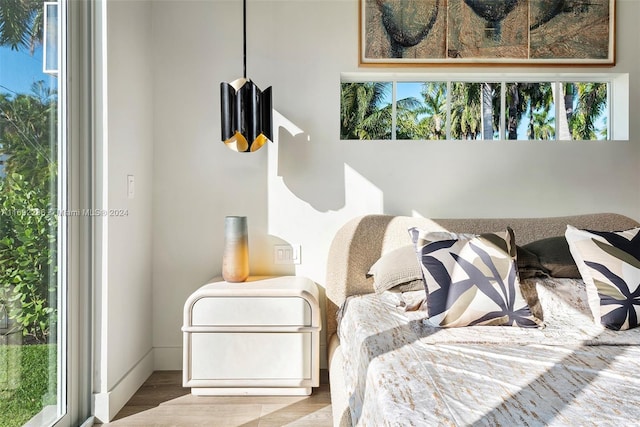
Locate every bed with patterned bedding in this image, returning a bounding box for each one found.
[325,214,640,427]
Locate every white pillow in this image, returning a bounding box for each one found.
[367,245,424,293]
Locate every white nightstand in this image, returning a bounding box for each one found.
[182,276,321,396]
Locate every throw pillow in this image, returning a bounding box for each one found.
[516,245,549,279]
[367,245,424,293]
[522,236,580,278]
[408,227,541,328]
[565,225,640,331]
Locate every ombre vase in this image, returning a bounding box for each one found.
[222,216,250,282]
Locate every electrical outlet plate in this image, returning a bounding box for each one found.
[274,244,301,265]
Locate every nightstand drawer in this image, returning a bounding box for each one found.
[191,297,311,326]
[190,332,312,380]
[183,276,321,395]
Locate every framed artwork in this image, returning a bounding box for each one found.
[360,0,615,65]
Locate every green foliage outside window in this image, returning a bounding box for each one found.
[0,2,59,425]
[0,85,58,344]
[340,82,393,140]
[340,79,609,141]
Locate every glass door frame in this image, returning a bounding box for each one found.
[52,0,94,425]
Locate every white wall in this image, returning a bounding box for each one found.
[93,0,155,421]
[150,0,640,371]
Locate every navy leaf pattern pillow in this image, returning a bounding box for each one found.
[565,225,640,331]
[408,227,541,328]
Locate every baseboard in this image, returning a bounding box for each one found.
[152,345,328,371]
[93,349,154,422]
[153,346,183,370]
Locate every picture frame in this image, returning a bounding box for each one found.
[360,0,616,66]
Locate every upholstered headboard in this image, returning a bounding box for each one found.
[324,213,640,341]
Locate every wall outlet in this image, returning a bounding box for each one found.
[274,244,301,265]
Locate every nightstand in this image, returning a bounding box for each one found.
[182,276,321,395]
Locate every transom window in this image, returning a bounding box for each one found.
[340,73,628,141]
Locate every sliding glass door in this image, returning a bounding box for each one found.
[0,1,88,426]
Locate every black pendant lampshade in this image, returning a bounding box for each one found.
[220,0,273,152]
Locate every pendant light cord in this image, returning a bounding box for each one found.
[243,0,247,79]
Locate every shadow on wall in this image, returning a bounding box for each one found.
[270,108,500,218]
[273,110,346,213]
[270,118,623,219]
[270,108,596,219]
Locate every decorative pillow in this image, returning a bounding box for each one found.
[516,245,549,279]
[367,245,424,293]
[565,225,640,331]
[408,227,541,328]
[521,236,580,278]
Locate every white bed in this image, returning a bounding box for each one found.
[325,214,640,426]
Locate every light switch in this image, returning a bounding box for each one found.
[127,175,135,199]
[274,244,301,265]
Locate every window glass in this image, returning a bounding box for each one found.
[505,82,555,140]
[397,82,447,140]
[340,76,611,141]
[0,1,65,425]
[561,82,608,141]
[451,82,500,140]
[340,81,392,140]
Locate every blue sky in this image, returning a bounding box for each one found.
[0,44,56,96]
[380,81,606,140]
[0,44,57,178]
[397,82,423,102]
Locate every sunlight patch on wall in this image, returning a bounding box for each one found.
[343,163,383,215]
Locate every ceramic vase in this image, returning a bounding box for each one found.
[222,216,249,282]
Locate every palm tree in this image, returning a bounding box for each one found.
[451,82,482,140]
[556,83,608,141]
[340,82,392,140]
[481,82,497,140]
[526,83,553,140]
[416,82,447,140]
[530,109,555,140]
[504,83,555,140]
[396,96,429,140]
[340,82,424,140]
[0,82,56,185]
[341,79,609,142]
[505,83,531,140]
[0,0,43,52]
[570,82,608,140]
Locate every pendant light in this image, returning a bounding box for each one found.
[220,0,273,152]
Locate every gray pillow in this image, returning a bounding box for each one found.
[367,245,424,293]
[516,245,550,279]
[522,236,581,279]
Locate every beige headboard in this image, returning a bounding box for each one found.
[324,213,640,341]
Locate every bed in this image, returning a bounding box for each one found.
[325,213,640,426]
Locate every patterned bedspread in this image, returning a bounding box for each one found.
[337,278,640,426]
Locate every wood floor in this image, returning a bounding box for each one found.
[98,371,333,427]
